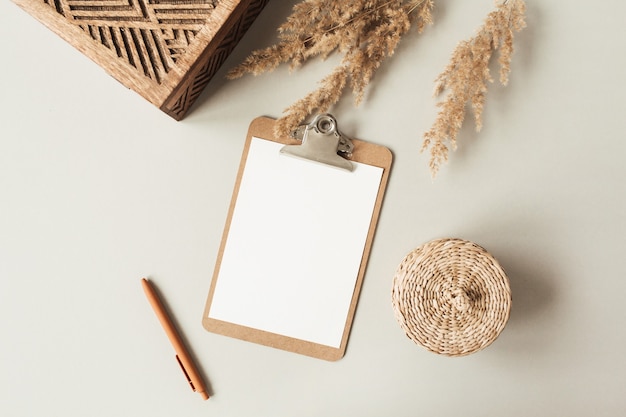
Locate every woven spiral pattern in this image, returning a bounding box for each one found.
[392,238,511,356]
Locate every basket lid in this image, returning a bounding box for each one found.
[392,238,511,356]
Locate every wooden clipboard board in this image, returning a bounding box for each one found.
[202,116,392,361]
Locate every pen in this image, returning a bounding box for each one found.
[141,278,209,400]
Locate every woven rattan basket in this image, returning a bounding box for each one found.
[391,238,511,356]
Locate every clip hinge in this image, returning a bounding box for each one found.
[281,114,354,172]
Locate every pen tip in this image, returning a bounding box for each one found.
[200,392,210,400]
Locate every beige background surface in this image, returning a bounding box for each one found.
[1,1,625,416]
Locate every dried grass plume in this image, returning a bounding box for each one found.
[422,0,526,177]
[228,0,434,138]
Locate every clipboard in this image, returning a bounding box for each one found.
[202,115,392,361]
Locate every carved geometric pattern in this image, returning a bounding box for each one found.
[41,0,220,84]
[167,0,269,119]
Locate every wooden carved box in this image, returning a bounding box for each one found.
[12,0,269,119]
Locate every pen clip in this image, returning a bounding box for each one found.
[175,355,196,391]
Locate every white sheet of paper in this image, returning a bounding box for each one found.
[208,137,383,348]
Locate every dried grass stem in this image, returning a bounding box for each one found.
[422,0,526,177]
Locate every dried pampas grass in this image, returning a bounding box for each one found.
[228,0,526,176]
[422,0,526,177]
[228,0,434,137]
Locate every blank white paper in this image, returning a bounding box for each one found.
[208,137,383,348]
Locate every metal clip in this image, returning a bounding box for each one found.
[280,114,354,172]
